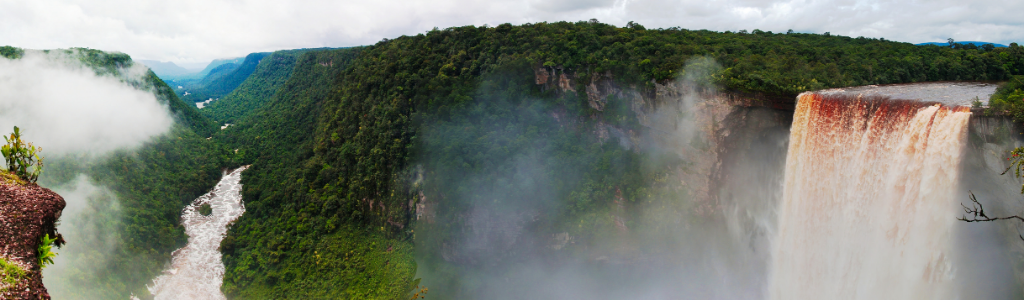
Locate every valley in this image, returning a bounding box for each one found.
[3,21,1024,299]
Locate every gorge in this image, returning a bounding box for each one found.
[148,166,248,300]
[3,22,1024,299]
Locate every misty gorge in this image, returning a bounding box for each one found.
[3,20,1024,300]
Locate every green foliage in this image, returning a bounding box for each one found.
[199,203,213,216]
[222,224,417,299]
[201,49,324,124]
[38,49,231,299]
[990,75,1024,121]
[2,126,44,183]
[0,257,26,294]
[37,234,58,268]
[0,46,23,59]
[221,48,403,298]
[1004,147,1024,194]
[179,52,272,104]
[147,70,219,137]
[215,22,1024,298]
[47,125,230,299]
[24,22,1023,299]
[204,63,240,81]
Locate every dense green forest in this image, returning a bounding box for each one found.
[7,20,1024,300]
[0,47,231,299]
[200,21,1024,299]
[991,75,1024,120]
[200,49,337,125]
[176,52,271,104]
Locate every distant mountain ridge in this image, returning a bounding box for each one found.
[197,57,245,77]
[138,60,193,77]
[916,41,1009,47]
[141,56,246,81]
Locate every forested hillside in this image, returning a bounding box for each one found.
[204,21,1024,299]
[200,49,333,124]
[0,47,234,299]
[9,20,1024,300]
[213,47,422,298]
[178,52,271,104]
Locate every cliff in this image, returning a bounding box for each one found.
[0,173,65,300]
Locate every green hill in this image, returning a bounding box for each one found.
[179,52,272,104]
[10,20,1024,299]
[0,47,234,299]
[201,49,333,125]
[199,56,246,77]
[206,22,1024,299]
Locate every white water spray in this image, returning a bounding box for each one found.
[148,166,249,300]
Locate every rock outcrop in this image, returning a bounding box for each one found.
[0,174,65,300]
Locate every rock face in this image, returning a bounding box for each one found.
[0,177,65,300]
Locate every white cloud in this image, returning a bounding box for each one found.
[0,0,1021,66]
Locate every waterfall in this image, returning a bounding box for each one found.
[147,166,249,300]
[770,93,971,299]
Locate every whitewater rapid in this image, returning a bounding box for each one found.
[147,166,249,300]
[770,93,971,299]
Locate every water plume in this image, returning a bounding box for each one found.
[771,93,971,299]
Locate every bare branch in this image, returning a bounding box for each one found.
[959,191,1024,240]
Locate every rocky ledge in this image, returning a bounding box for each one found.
[0,173,65,300]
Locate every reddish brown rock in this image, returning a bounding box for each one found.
[0,175,65,300]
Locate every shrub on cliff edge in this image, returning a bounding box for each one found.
[1,126,43,183]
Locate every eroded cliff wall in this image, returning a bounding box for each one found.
[0,176,65,300]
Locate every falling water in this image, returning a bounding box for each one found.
[147,166,249,300]
[771,93,971,299]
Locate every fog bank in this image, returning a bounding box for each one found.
[0,50,173,155]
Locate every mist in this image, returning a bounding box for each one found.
[43,176,124,298]
[954,118,1024,298]
[413,58,788,299]
[0,49,177,299]
[0,50,173,155]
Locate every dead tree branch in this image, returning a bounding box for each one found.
[959,191,1024,240]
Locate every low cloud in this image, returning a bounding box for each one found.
[0,50,174,156]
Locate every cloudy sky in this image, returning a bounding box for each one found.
[2,0,1020,68]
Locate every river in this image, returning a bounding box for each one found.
[146,166,248,300]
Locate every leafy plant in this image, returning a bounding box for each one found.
[1,126,44,183]
[37,234,58,268]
